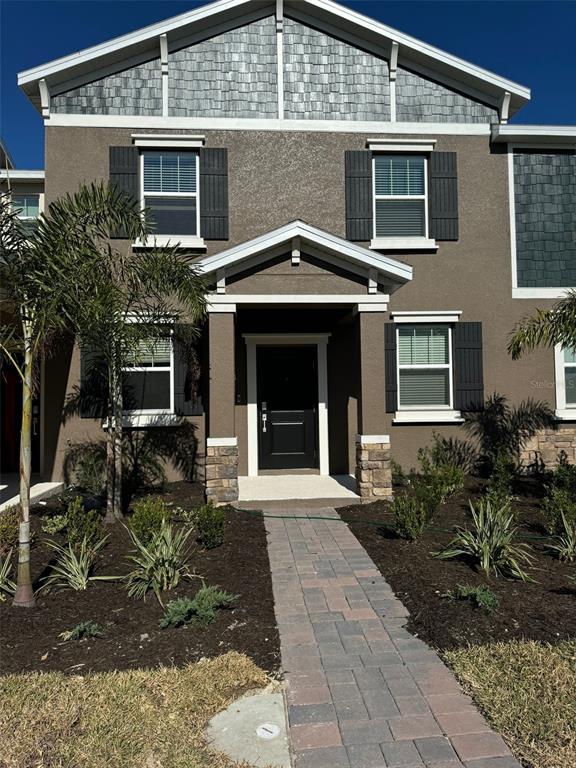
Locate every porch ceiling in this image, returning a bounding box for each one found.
[196,220,413,290]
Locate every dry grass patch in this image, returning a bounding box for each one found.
[0,651,268,768]
[445,640,576,768]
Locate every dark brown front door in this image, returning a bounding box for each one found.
[257,346,318,471]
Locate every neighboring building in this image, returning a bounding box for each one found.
[13,0,576,502]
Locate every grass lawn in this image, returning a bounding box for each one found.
[0,651,268,768]
[445,640,576,768]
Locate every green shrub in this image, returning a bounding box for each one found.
[429,433,478,474]
[195,502,225,549]
[0,505,19,555]
[159,585,237,629]
[547,511,576,562]
[65,496,103,549]
[484,450,516,508]
[542,486,576,536]
[391,459,408,487]
[392,493,430,541]
[550,452,576,495]
[449,583,500,613]
[42,534,115,591]
[41,514,67,535]
[59,620,105,641]
[411,479,445,520]
[435,498,534,581]
[0,550,15,601]
[130,496,169,544]
[417,449,465,507]
[76,451,106,496]
[125,519,193,605]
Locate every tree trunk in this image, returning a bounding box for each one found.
[105,365,116,525]
[113,355,123,519]
[104,351,124,523]
[13,325,36,608]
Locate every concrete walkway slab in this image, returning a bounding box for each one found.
[238,475,359,501]
[264,508,521,768]
[0,476,63,511]
[206,691,290,767]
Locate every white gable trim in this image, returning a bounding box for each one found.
[196,221,413,284]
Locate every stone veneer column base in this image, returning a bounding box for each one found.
[205,438,239,505]
[521,426,576,468]
[355,434,392,501]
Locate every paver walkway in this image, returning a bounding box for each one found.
[264,507,521,768]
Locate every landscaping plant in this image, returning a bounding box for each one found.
[447,583,500,613]
[547,511,576,562]
[125,518,194,605]
[390,458,408,487]
[42,534,114,591]
[0,505,19,555]
[436,498,534,580]
[428,432,478,474]
[159,585,237,629]
[41,514,67,535]
[65,496,103,549]
[76,450,106,497]
[59,620,105,641]
[194,502,226,549]
[0,551,16,601]
[129,496,170,544]
[392,493,430,541]
[542,486,576,536]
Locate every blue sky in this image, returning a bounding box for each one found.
[1,1,575,168]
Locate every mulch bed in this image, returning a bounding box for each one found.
[341,478,576,651]
[0,482,280,676]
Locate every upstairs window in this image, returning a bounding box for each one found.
[374,155,427,238]
[556,345,576,416]
[122,334,173,414]
[397,325,452,409]
[142,152,199,237]
[12,194,40,235]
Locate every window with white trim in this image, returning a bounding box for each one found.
[397,325,452,409]
[374,155,427,238]
[12,194,40,235]
[142,152,199,237]
[122,333,174,414]
[556,345,576,414]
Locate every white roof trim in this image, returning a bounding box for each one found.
[492,124,576,145]
[196,220,413,284]
[0,170,45,181]
[18,0,530,114]
[391,310,462,323]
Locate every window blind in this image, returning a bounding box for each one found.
[374,155,425,196]
[125,337,171,368]
[376,200,425,237]
[398,326,449,365]
[143,153,197,193]
[399,370,450,407]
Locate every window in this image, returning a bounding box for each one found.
[12,194,40,235]
[122,334,173,414]
[397,325,452,409]
[555,345,576,417]
[374,155,427,238]
[142,152,199,237]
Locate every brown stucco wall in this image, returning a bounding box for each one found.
[42,126,561,477]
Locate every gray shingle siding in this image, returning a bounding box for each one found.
[514,150,576,288]
[168,16,277,118]
[52,58,162,115]
[283,17,390,121]
[396,66,497,123]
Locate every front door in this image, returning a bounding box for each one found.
[257,346,318,470]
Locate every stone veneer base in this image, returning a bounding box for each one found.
[205,442,239,505]
[355,437,392,501]
[521,425,576,468]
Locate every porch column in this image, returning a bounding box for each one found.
[206,306,238,505]
[356,310,392,500]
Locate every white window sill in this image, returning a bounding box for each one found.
[133,236,206,249]
[393,410,464,424]
[555,409,576,421]
[103,413,183,428]
[370,237,438,251]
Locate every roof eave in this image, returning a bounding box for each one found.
[491,124,576,145]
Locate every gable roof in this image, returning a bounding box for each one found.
[18,0,530,116]
[196,220,413,288]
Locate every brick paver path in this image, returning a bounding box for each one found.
[265,508,520,768]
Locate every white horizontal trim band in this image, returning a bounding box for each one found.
[208,294,390,305]
[512,287,574,299]
[134,236,205,249]
[367,139,436,153]
[0,170,45,181]
[555,409,576,421]
[391,311,462,323]
[370,238,438,251]
[207,437,237,447]
[393,410,463,423]
[356,435,391,445]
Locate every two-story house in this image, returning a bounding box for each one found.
[15,0,576,503]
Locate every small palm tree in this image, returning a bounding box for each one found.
[509,290,576,359]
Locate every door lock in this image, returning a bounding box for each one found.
[261,412,267,433]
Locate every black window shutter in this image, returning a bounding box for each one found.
[384,322,398,413]
[79,345,107,419]
[345,150,372,242]
[200,148,228,240]
[109,146,139,239]
[429,151,459,241]
[174,331,203,416]
[453,322,484,412]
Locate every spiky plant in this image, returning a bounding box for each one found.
[42,534,116,591]
[0,550,16,601]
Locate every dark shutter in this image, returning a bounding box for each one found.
[79,345,107,419]
[200,148,228,240]
[429,151,459,241]
[109,146,139,238]
[174,332,203,416]
[345,150,372,242]
[385,323,398,413]
[453,322,484,412]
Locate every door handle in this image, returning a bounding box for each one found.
[261,413,267,433]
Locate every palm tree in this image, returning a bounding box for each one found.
[42,183,206,523]
[509,290,576,359]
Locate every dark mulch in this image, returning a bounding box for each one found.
[0,482,280,676]
[341,478,576,651]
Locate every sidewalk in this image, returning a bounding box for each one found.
[264,507,520,768]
